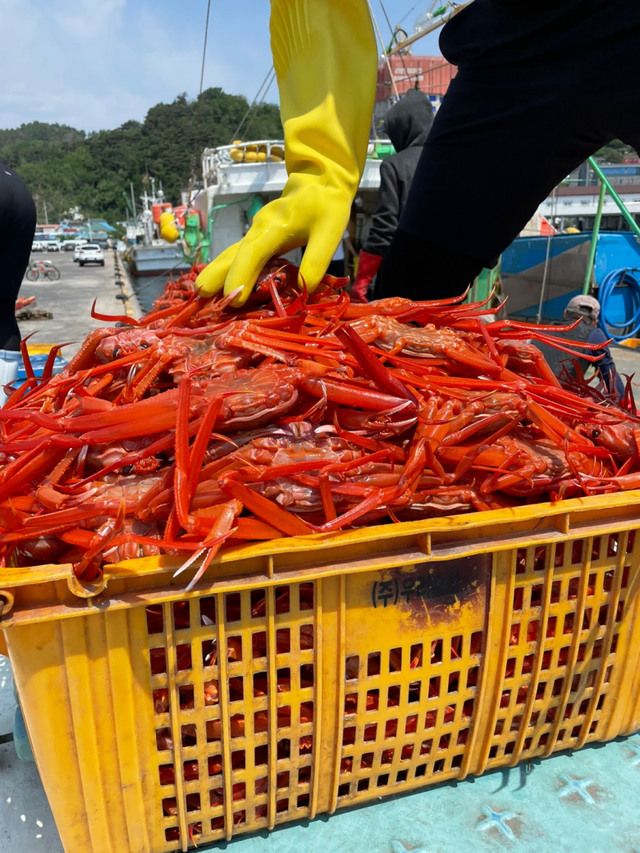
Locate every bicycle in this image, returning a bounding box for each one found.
[25,259,60,282]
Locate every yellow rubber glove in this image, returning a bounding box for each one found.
[196,0,377,304]
[159,210,180,243]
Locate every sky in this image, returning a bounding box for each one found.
[0,0,443,133]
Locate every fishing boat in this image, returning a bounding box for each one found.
[502,231,640,322]
[124,179,191,277]
[126,242,190,277]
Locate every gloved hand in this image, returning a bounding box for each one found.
[159,211,180,244]
[196,0,377,305]
[351,249,383,302]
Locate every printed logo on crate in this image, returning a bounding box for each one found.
[370,555,492,613]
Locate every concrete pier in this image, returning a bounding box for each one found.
[17,251,142,360]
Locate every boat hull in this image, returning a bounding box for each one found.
[127,244,191,276]
[502,231,640,321]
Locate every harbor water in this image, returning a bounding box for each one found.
[129,271,173,314]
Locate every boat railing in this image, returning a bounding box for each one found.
[202,141,286,188]
[201,139,394,188]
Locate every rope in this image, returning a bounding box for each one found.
[599,268,640,342]
[387,1,475,55]
[379,0,412,90]
[536,187,558,325]
[398,1,421,25]
[367,1,400,101]
[184,0,214,211]
[229,65,276,145]
[199,0,213,96]
[241,73,277,141]
[133,259,192,294]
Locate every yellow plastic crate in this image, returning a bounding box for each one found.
[2,490,640,853]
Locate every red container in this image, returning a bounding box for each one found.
[376,55,457,102]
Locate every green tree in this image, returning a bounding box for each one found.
[1,89,282,223]
[595,139,637,163]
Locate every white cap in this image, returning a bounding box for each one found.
[564,294,601,320]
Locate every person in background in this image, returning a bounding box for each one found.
[536,295,625,398]
[351,89,434,302]
[0,162,36,403]
[327,230,356,278]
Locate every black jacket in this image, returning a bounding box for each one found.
[441,0,640,68]
[364,90,433,256]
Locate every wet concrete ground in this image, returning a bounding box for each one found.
[608,343,640,392]
[17,251,141,359]
[0,656,61,853]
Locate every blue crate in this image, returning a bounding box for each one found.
[16,353,67,381]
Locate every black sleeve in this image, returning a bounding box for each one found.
[491,0,561,14]
[364,159,401,257]
[588,328,625,397]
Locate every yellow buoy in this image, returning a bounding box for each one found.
[159,210,179,243]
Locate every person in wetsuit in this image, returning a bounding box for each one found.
[351,89,434,302]
[195,0,640,307]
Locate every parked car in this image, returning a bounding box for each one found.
[47,241,61,252]
[31,241,45,252]
[62,242,75,252]
[73,242,88,262]
[77,244,104,266]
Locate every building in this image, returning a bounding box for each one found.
[33,219,117,244]
[374,54,457,128]
[568,159,640,187]
[539,183,640,232]
[33,223,65,241]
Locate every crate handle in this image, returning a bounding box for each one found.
[0,555,198,598]
[66,573,109,599]
[0,589,15,617]
[66,556,183,598]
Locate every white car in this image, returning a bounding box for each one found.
[31,241,45,252]
[47,241,61,252]
[77,244,105,266]
[72,241,88,262]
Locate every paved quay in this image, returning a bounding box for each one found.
[17,251,141,361]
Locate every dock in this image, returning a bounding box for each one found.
[17,251,141,360]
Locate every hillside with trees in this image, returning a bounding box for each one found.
[596,139,637,163]
[3,91,635,226]
[0,89,282,224]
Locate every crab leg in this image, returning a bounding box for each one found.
[219,474,312,536]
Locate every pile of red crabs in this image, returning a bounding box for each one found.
[2,259,639,587]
